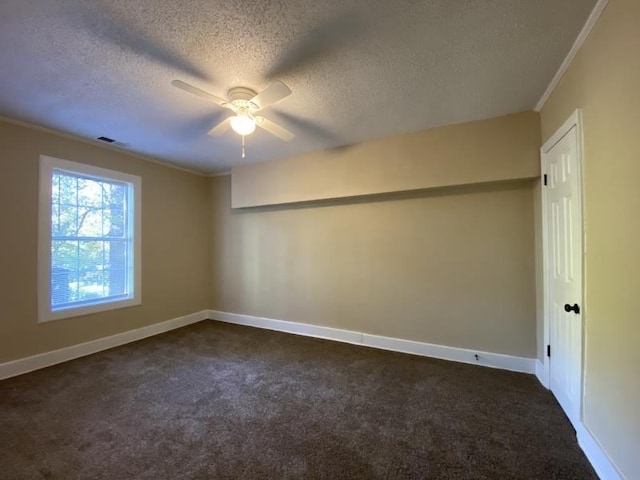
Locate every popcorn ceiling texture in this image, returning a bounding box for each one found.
[0,0,596,173]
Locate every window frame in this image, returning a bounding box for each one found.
[38,155,142,323]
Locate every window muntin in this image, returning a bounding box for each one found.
[39,156,141,322]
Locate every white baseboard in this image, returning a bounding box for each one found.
[0,310,209,380]
[208,310,363,344]
[533,361,622,479]
[535,359,549,388]
[361,333,535,373]
[208,310,535,374]
[4,308,621,478]
[2,308,623,479]
[211,310,630,477]
[577,423,624,480]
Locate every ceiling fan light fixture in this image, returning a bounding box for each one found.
[172,79,294,146]
[230,113,256,136]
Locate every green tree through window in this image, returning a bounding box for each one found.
[51,171,130,307]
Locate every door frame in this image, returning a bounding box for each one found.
[540,109,585,428]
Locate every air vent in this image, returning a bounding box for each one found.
[97,136,115,143]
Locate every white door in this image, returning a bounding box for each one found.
[543,117,583,428]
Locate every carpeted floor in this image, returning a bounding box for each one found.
[0,321,596,479]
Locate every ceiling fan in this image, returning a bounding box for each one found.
[171,79,294,157]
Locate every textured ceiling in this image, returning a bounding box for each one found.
[0,0,597,174]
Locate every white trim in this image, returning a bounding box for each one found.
[208,310,363,345]
[208,171,231,177]
[540,146,552,399]
[38,155,142,323]
[361,333,534,373]
[0,308,624,478]
[208,310,535,374]
[535,359,549,388]
[540,109,585,430]
[535,0,610,111]
[541,109,583,154]
[0,310,208,381]
[577,423,625,480]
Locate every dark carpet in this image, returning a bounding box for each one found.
[0,321,597,479]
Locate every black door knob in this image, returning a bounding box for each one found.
[564,303,580,314]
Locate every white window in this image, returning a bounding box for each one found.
[38,155,141,322]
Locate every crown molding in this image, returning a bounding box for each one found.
[535,0,610,112]
[0,115,209,177]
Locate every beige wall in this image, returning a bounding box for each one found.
[211,174,537,357]
[0,121,210,362]
[540,0,640,476]
[232,111,541,208]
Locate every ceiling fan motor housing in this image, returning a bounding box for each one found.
[227,87,259,111]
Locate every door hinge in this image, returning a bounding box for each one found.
[543,174,548,186]
[547,345,551,357]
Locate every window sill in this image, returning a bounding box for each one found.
[38,297,141,323]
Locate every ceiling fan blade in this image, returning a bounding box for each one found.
[171,80,228,107]
[207,117,232,137]
[272,111,341,143]
[264,12,363,79]
[250,81,292,110]
[255,116,295,142]
[178,111,228,139]
[65,3,209,81]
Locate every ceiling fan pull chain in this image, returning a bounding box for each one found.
[241,135,246,158]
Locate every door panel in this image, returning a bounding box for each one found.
[544,124,583,428]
